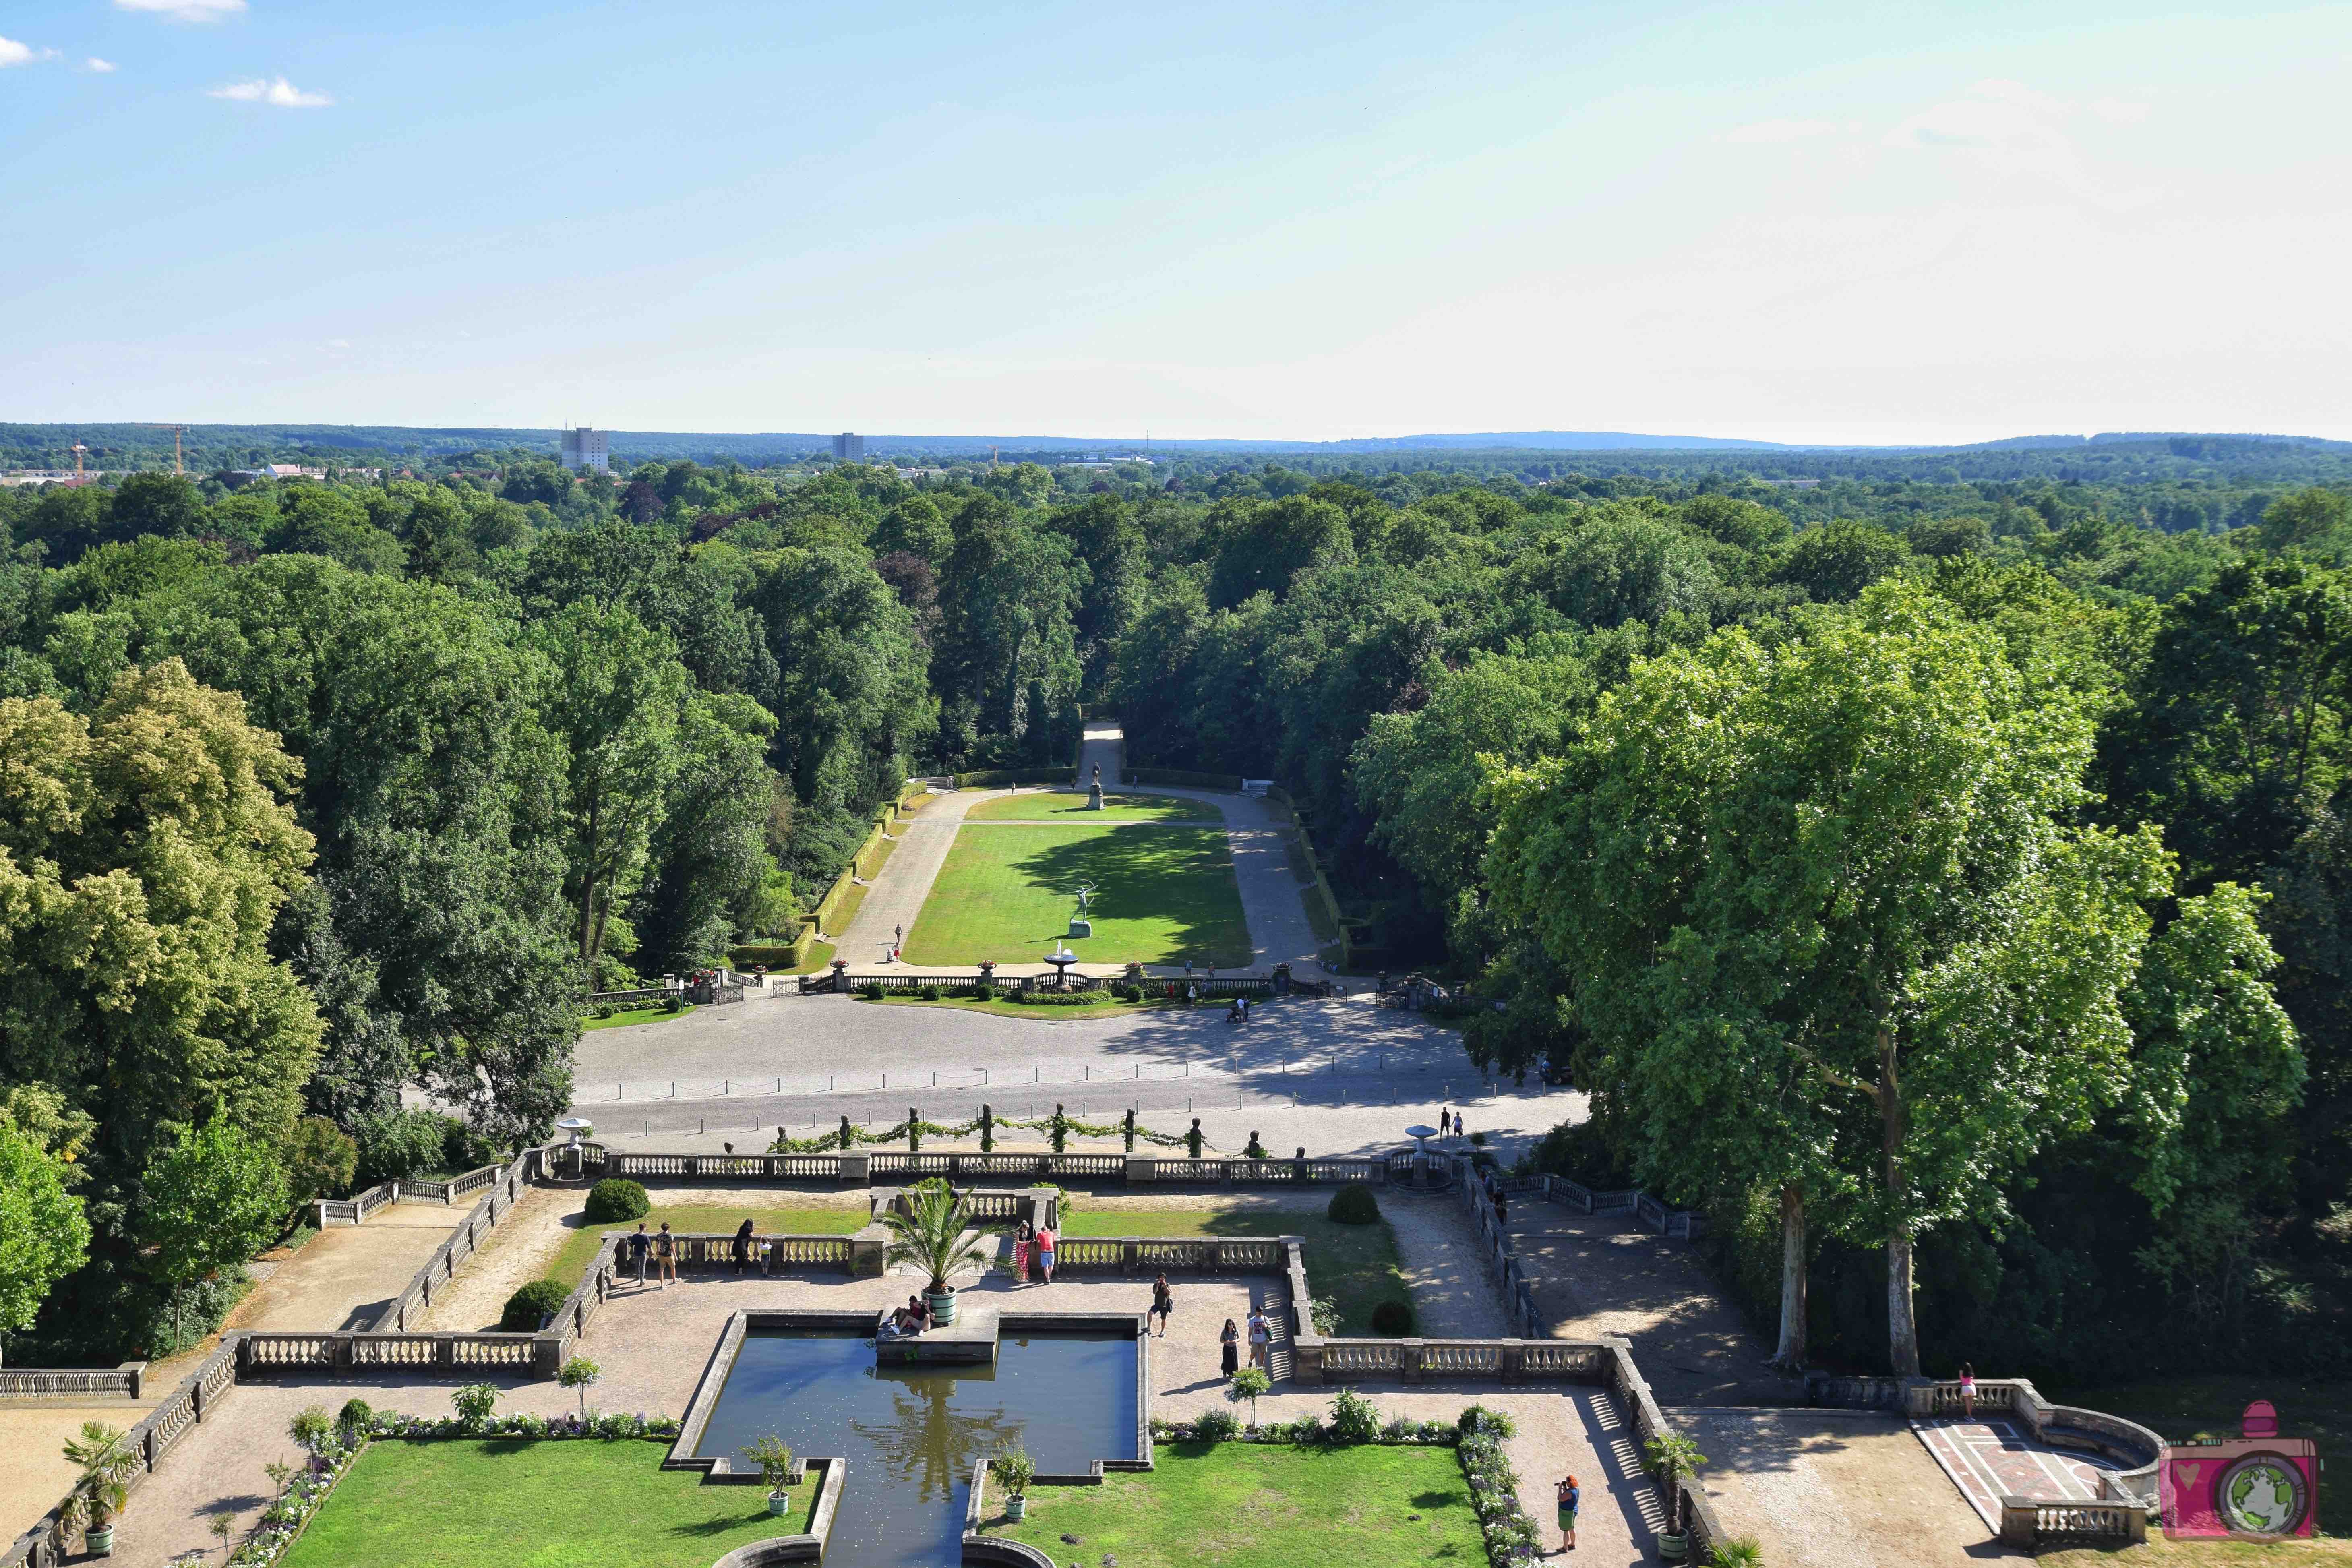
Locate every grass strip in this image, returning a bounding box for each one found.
[979,1440,1482,1568]
[280,1438,818,1568]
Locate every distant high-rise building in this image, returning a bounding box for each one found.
[832,432,866,463]
[559,427,609,472]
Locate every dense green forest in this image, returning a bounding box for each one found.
[1,444,2348,1388]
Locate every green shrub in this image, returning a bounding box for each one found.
[1012,988,1033,1004]
[593,1004,616,1019]
[1467,1130,1487,1147]
[858,981,884,1000]
[974,981,997,1001]
[918,984,941,1001]
[1456,1404,1516,1439]
[1328,1389,1382,1444]
[583,1178,649,1223]
[1370,1299,1416,1335]
[1327,1183,1381,1225]
[336,1398,373,1437]
[499,1278,573,1331]
[450,1382,498,1432]
[1192,1408,1239,1441]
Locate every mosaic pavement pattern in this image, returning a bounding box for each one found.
[1913,1416,2119,1528]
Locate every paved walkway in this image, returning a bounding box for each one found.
[1507,1202,1801,1407]
[832,786,990,969]
[1676,1407,2016,1568]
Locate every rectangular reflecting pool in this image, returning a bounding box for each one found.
[693,1327,1140,1568]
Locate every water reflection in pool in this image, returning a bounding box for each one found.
[693,1329,1138,1568]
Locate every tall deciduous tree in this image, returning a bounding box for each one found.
[530,602,687,966]
[139,1119,288,1346]
[1491,583,2172,1375]
[0,1090,91,1365]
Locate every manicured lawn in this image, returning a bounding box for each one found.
[541,1204,867,1290]
[581,1003,697,1031]
[902,824,1249,966]
[1061,1209,1413,1336]
[280,1438,818,1568]
[979,1440,1482,1567]
[966,791,1225,823]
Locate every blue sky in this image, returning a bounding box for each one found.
[2,0,2347,443]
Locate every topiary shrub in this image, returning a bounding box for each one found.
[918,985,941,1001]
[858,981,885,1000]
[974,981,997,1001]
[583,1178,649,1223]
[500,1278,573,1331]
[1327,1183,1380,1225]
[337,1398,374,1437]
[1370,1299,1416,1336]
[593,1004,616,1019]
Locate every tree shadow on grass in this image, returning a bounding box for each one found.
[665,1512,778,1537]
[1006,830,1249,968]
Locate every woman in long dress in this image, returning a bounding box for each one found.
[1012,1219,1033,1285]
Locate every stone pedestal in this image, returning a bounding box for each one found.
[1087,782,1104,810]
[1068,918,1092,938]
[849,1223,891,1277]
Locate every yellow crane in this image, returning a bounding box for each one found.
[137,422,188,475]
[71,443,88,483]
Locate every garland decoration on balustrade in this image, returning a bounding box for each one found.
[769,1104,1214,1156]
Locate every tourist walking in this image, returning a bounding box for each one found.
[629,1223,650,1285]
[656,1221,676,1286]
[732,1218,754,1275]
[1012,1220,1033,1285]
[1453,1109,1465,1140]
[1151,1273,1173,1337]
[1438,1105,1451,1142]
[1034,1221,1056,1285]
[1220,1318,1240,1377]
[1958,1362,1976,1420]
[1247,1306,1271,1370]
[1555,1474,1579,1553]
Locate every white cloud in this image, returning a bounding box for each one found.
[326,339,350,350]
[1884,79,2075,154]
[211,76,333,107]
[2091,96,2151,125]
[1725,118,1843,144]
[0,36,60,67]
[116,0,247,20]
[87,57,117,72]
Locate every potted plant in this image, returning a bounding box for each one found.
[881,1181,994,1325]
[988,1443,1036,1521]
[1643,1430,1709,1562]
[744,1434,796,1516]
[62,1421,138,1557]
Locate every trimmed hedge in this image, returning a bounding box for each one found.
[500,1278,573,1331]
[953,767,1073,788]
[1328,1183,1381,1225]
[1121,766,1244,791]
[583,1178,649,1223]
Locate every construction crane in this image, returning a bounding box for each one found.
[137,423,188,475]
[71,443,88,484]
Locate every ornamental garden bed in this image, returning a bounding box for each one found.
[978,1438,1484,1568]
[278,1434,815,1568]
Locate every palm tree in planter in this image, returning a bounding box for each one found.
[1643,1430,1709,1563]
[882,1182,994,1325]
[987,1443,1036,1522]
[743,1434,796,1516]
[62,1420,139,1557]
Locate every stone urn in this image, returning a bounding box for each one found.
[928,1285,958,1325]
[1005,1494,1028,1522]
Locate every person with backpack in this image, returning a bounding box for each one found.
[655,1221,676,1287]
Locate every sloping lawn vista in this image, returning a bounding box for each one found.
[902,823,1248,966]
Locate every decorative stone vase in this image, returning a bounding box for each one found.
[767,1492,789,1516]
[85,1526,115,1557]
[1005,1494,1028,1521]
[928,1287,958,1325]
